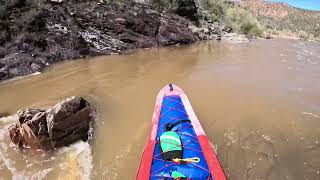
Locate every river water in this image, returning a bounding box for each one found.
[0,39,319,180]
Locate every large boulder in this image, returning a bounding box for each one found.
[157,13,197,46]
[169,0,212,23]
[174,0,199,22]
[8,109,48,150]
[134,0,210,23]
[46,97,94,148]
[8,96,95,151]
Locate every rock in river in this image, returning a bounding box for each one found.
[8,96,96,151]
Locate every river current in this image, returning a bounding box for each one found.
[0,39,319,180]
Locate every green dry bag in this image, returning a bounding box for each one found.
[160,131,182,161]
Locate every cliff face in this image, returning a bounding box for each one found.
[0,0,226,82]
[0,0,199,81]
[240,0,320,36]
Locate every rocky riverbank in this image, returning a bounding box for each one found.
[0,0,234,82]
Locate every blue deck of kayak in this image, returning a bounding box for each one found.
[150,95,212,179]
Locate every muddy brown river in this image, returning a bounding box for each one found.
[0,39,320,180]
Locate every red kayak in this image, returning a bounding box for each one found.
[137,84,226,180]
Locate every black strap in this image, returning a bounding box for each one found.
[169,84,173,91]
[165,119,191,131]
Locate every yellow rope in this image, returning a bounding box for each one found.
[173,157,200,163]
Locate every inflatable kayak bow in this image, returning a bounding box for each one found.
[137,84,226,180]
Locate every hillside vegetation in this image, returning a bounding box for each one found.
[208,0,264,37]
[241,0,320,40]
[150,0,265,37]
[149,0,320,40]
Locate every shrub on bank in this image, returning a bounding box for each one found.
[206,0,264,37]
[313,27,320,38]
[207,0,228,21]
[150,0,266,38]
[298,30,309,41]
[225,7,264,37]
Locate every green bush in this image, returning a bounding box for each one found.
[298,30,309,40]
[225,7,264,37]
[207,0,228,21]
[313,27,320,38]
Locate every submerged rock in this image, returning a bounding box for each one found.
[8,96,95,151]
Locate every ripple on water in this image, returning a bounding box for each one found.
[222,130,279,179]
[102,144,132,180]
[302,112,320,119]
